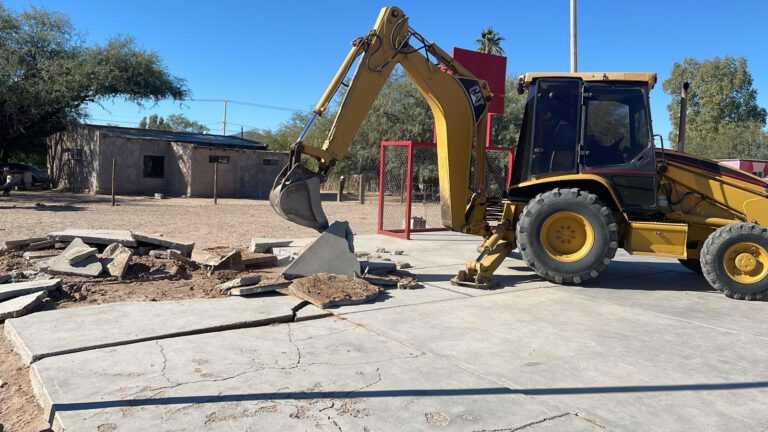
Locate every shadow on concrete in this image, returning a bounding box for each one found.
[0,203,86,212]
[415,272,545,288]
[50,381,768,412]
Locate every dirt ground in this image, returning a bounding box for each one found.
[0,191,380,250]
[0,190,380,432]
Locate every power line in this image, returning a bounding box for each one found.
[190,98,309,113]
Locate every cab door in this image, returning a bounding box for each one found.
[529,79,581,178]
[580,83,657,214]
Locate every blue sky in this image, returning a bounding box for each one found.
[5,0,768,141]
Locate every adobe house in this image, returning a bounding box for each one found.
[47,124,288,198]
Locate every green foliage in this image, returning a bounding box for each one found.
[0,4,188,162]
[475,28,505,56]
[490,77,526,147]
[138,113,209,133]
[662,56,767,157]
[245,70,525,177]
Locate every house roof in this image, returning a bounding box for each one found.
[82,124,268,150]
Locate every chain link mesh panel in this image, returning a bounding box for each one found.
[410,146,444,231]
[379,144,409,234]
[379,142,513,239]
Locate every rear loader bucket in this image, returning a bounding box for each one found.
[269,163,329,232]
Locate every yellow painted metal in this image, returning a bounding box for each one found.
[451,220,517,288]
[661,150,768,225]
[520,72,657,90]
[300,6,490,230]
[625,222,688,259]
[723,242,768,284]
[539,211,595,262]
[512,174,625,216]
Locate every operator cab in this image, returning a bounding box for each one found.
[510,72,658,216]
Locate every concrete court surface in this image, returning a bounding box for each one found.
[8,232,768,431]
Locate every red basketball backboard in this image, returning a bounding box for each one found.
[452,47,507,114]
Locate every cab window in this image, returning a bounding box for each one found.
[584,86,650,167]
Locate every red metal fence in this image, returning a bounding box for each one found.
[378,141,514,239]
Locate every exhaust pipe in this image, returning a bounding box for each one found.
[678,82,689,153]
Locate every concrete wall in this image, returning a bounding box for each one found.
[95,134,188,196]
[188,147,287,198]
[48,126,287,198]
[47,126,99,192]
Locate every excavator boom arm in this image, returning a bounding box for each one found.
[270,6,491,232]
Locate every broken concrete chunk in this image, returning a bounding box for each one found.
[47,241,103,277]
[374,247,388,253]
[101,243,133,278]
[228,282,291,296]
[5,237,47,250]
[216,276,262,293]
[249,237,293,253]
[397,276,421,290]
[396,261,412,270]
[282,221,360,280]
[286,274,382,309]
[133,233,194,257]
[23,250,60,261]
[0,274,10,284]
[0,291,47,321]
[168,249,195,265]
[0,279,61,301]
[363,274,400,287]
[149,249,172,259]
[60,238,97,264]
[294,303,332,322]
[24,240,57,251]
[393,250,405,255]
[359,259,397,275]
[241,252,278,268]
[48,229,137,247]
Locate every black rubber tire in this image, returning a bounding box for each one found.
[517,188,618,284]
[700,223,768,300]
[678,259,703,274]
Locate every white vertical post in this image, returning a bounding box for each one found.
[570,0,578,73]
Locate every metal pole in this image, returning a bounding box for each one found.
[359,174,365,204]
[111,158,116,206]
[213,161,218,205]
[222,100,228,136]
[337,175,345,202]
[678,82,689,152]
[570,0,577,72]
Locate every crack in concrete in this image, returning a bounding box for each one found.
[572,411,609,430]
[475,412,571,431]
[156,340,173,385]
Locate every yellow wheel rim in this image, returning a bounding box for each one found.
[723,242,768,284]
[539,211,595,262]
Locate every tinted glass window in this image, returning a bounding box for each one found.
[584,87,650,167]
[530,79,580,176]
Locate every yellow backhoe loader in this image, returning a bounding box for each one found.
[270,6,768,300]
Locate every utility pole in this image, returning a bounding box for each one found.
[570,0,578,72]
[222,100,229,136]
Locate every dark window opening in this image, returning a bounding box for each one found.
[209,155,230,164]
[143,155,165,179]
[263,158,280,166]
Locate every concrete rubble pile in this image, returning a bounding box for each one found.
[216,220,420,308]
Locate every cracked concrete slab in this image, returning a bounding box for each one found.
[47,229,137,247]
[342,287,768,431]
[31,318,564,432]
[5,296,302,365]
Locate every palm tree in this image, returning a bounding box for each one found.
[476,28,505,56]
